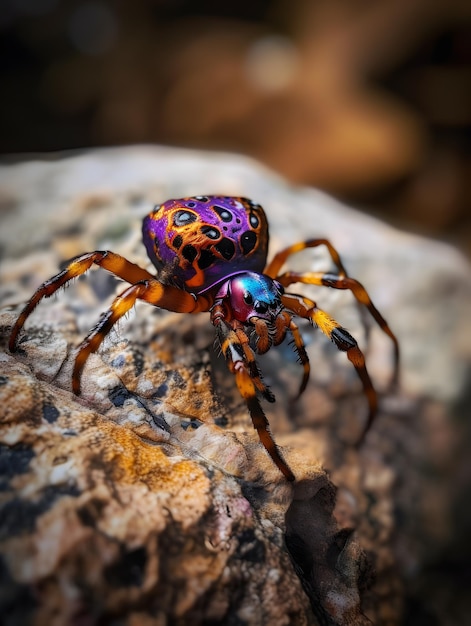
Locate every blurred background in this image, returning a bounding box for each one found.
[1,0,471,257]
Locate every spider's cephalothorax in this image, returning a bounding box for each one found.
[9,195,399,482]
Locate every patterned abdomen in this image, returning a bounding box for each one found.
[142,196,269,293]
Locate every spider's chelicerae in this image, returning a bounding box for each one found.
[9,196,399,481]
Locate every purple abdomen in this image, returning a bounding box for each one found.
[142,196,269,293]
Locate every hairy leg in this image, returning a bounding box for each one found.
[9,251,155,351]
[71,279,211,393]
[211,311,294,480]
[287,318,311,397]
[278,271,399,385]
[282,293,377,442]
[264,239,348,279]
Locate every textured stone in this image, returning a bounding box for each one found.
[0,146,470,625]
[0,348,323,625]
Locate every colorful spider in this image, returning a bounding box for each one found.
[9,196,399,481]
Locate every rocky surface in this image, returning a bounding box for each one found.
[0,146,470,625]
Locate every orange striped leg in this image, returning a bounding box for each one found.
[264,239,348,280]
[9,251,155,352]
[288,319,311,398]
[236,328,275,402]
[252,310,290,355]
[256,311,311,397]
[263,238,373,353]
[250,316,283,357]
[212,315,294,480]
[71,279,210,394]
[242,372,295,481]
[278,271,399,386]
[282,294,377,442]
[250,313,310,398]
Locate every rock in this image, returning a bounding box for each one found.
[0,146,470,625]
[0,352,318,626]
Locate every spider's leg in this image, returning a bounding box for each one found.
[264,238,374,362]
[211,313,294,481]
[288,318,310,398]
[227,321,275,403]
[72,279,211,394]
[278,271,399,385]
[282,293,377,442]
[9,251,155,351]
[252,312,309,400]
[264,238,348,280]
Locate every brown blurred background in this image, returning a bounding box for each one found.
[1,0,471,257]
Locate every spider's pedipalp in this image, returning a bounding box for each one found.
[252,318,272,354]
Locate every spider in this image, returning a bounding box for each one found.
[9,196,399,481]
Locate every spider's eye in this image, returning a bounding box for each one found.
[254,301,268,314]
[174,210,197,226]
[214,206,233,222]
[243,292,254,305]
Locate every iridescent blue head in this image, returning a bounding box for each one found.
[142,196,269,294]
[216,272,284,324]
